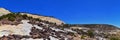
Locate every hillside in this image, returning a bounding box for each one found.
[66,24,120,31]
[20,13,64,25]
[0,8,120,40]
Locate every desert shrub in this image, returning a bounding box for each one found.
[81,35,86,39]
[87,30,94,38]
[22,14,28,19]
[34,18,41,21]
[62,24,71,28]
[67,32,75,36]
[110,37,120,40]
[0,13,16,21]
[28,16,33,20]
[8,16,15,21]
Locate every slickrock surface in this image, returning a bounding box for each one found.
[0,8,64,25]
[21,13,64,25]
[0,8,10,16]
[0,8,120,40]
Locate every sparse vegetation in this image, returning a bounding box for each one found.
[33,18,42,21]
[22,14,28,19]
[110,37,120,40]
[87,30,94,38]
[0,13,16,21]
[81,35,86,39]
[8,16,15,21]
[0,12,119,40]
[0,13,40,21]
[67,32,75,36]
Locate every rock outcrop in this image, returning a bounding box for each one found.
[0,8,120,40]
[0,8,64,25]
[0,8,10,16]
[21,13,64,25]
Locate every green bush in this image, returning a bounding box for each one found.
[28,16,33,20]
[110,37,120,40]
[34,18,41,21]
[67,32,75,36]
[81,35,86,39]
[87,30,94,38]
[0,13,16,21]
[8,16,15,21]
[22,14,28,19]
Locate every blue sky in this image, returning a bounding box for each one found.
[0,0,120,27]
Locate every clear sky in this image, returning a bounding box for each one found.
[0,0,120,27]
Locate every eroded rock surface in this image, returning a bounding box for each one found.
[0,8,10,16]
[0,8,120,40]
